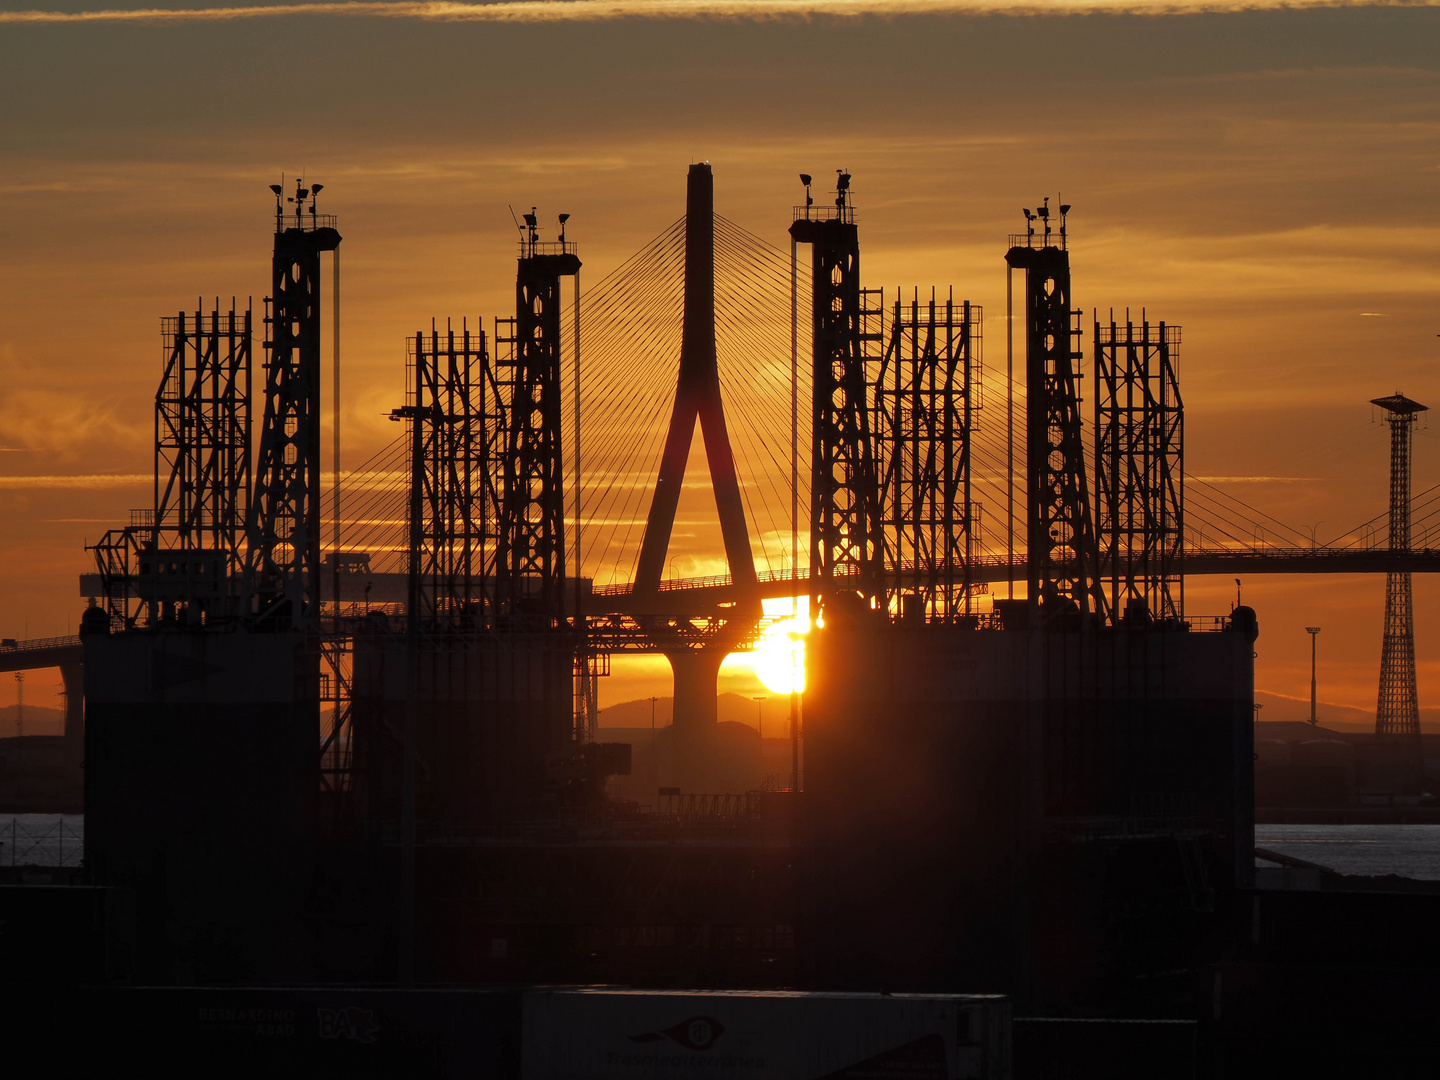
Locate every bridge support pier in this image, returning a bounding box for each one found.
[60,661,84,762]
[661,646,761,794]
[666,648,723,731]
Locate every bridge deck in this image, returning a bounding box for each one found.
[590,547,1440,614]
[0,635,83,673]
[73,548,1440,622]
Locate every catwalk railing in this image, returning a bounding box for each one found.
[0,635,82,654]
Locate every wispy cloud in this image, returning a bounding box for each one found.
[0,0,1430,26]
[0,475,148,489]
[1191,476,1321,483]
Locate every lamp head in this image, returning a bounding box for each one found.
[269,184,284,196]
[558,212,570,224]
[310,183,324,195]
[799,173,812,186]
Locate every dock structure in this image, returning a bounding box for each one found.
[24,165,1425,1011]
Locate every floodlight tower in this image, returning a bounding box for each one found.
[1306,626,1321,726]
[1371,392,1427,787]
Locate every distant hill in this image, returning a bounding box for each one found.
[0,704,66,737]
[599,692,792,733]
[1255,689,1440,734]
[603,688,1440,735]
[1255,719,1357,740]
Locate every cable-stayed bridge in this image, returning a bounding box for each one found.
[58,166,1435,786]
[321,174,1435,630]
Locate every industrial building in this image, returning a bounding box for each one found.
[53,167,1268,1013]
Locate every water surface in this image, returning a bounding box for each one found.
[1255,824,1440,881]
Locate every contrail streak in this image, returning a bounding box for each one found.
[0,0,1428,27]
[0,475,149,489]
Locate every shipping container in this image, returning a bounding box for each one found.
[521,989,1010,1080]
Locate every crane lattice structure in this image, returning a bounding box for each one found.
[155,303,252,572]
[790,172,885,615]
[405,322,496,627]
[1006,199,1106,627]
[874,289,981,622]
[245,179,341,629]
[1094,311,1183,625]
[492,214,580,627]
[89,302,252,629]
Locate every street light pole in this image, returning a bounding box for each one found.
[1306,626,1322,726]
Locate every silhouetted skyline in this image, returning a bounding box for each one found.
[3,1,1439,712]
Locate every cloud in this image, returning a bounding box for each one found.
[1192,476,1322,483]
[0,387,147,466]
[0,475,149,489]
[0,0,1431,26]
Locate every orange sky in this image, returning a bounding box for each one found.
[2,2,1438,716]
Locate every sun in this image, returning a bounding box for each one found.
[752,616,807,695]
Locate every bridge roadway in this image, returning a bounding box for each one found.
[592,547,1440,615]
[0,634,83,675]
[0,635,86,759]
[70,546,1440,622]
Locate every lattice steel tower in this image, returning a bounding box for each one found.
[245,179,341,628]
[90,301,252,629]
[493,208,580,626]
[1094,311,1183,625]
[1372,392,1426,784]
[874,290,980,622]
[406,321,494,626]
[791,170,885,613]
[1006,199,1105,626]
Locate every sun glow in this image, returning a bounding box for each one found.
[752,616,807,695]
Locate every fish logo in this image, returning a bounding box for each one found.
[318,1005,380,1044]
[629,1015,726,1051]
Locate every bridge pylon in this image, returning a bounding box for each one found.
[633,164,757,606]
[631,164,759,776]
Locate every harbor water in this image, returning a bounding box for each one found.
[1254,823,1440,881]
